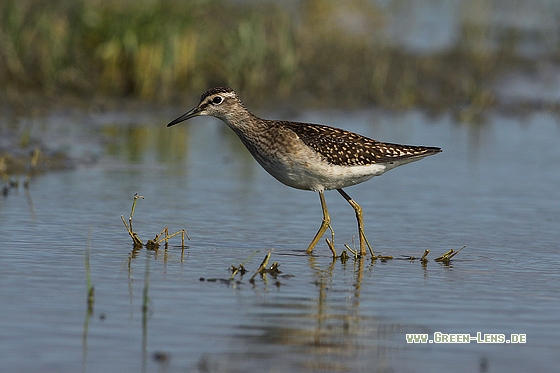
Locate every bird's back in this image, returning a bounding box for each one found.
[280,121,441,167]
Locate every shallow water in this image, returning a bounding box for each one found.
[1,107,559,373]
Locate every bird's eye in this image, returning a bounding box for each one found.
[212,96,223,105]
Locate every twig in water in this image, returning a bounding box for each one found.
[250,252,271,283]
[129,193,144,233]
[420,249,430,264]
[230,251,259,280]
[229,264,247,280]
[434,246,466,263]
[121,214,143,247]
[150,228,191,247]
[267,262,281,276]
[121,193,144,247]
[400,249,430,262]
[344,243,358,259]
[375,254,394,261]
[339,249,349,264]
[325,224,337,258]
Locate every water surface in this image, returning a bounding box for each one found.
[1,107,559,372]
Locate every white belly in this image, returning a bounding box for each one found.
[252,148,388,191]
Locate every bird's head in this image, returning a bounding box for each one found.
[167,87,242,126]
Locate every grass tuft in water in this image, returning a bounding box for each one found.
[85,228,94,314]
[121,193,190,255]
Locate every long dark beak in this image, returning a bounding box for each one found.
[167,106,201,127]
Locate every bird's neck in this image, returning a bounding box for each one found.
[221,108,266,132]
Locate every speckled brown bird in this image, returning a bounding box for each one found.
[168,87,441,256]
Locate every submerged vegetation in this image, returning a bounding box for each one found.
[0,0,539,110]
[121,193,189,256]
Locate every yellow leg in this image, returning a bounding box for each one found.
[337,189,372,257]
[306,190,331,254]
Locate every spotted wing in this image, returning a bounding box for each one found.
[281,121,441,167]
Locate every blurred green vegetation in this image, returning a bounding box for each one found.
[0,0,531,110]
